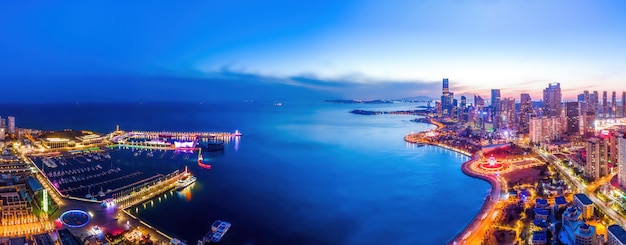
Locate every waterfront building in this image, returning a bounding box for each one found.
[543,83,562,117]
[574,193,595,220]
[586,137,609,181]
[491,89,501,129]
[40,130,104,149]
[608,224,626,245]
[0,191,33,226]
[440,78,453,117]
[566,102,581,135]
[529,116,567,144]
[519,93,533,134]
[8,116,15,135]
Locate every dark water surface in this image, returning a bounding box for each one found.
[3,102,490,245]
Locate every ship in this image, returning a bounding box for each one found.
[233,130,242,137]
[198,220,231,244]
[176,166,196,191]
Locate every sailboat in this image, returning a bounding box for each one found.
[197,148,212,169]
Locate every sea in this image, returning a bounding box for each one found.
[2,101,490,245]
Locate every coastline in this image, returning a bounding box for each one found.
[404,124,499,244]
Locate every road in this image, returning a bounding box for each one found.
[538,150,626,228]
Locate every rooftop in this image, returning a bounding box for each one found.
[534,208,549,216]
[555,196,567,205]
[575,193,593,205]
[608,225,626,243]
[532,231,547,241]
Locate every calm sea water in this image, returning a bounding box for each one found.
[3,102,490,245]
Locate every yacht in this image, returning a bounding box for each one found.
[177,175,196,191]
[198,220,231,244]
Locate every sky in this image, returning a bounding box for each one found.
[1,0,625,102]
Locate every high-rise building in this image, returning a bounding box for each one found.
[607,224,626,245]
[592,91,599,114]
[603,91,608,118]
[587,137,609,181]
[619,135,626,188]
[543,83,562,117]
[622,91,626,117]
[459,96,467,122]
[565,102,580,135]
[583,112,596,136]
[0,128,4,141]
[491,89,501,129]
[501,97,516,130]
[474,95,486,129]
[440,78,452,117]
[519,93,533,134]
[581,90,593,113]
[612,91,618,118]
[529,116,567,144]
[8,116,15,135]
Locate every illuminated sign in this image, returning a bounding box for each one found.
[601,130,610,136]
[174,141,195,148]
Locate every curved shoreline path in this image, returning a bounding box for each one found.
[404,119,502,244]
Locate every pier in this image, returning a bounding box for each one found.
[114,170,185,209]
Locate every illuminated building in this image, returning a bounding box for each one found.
[7,116,15,135]
[586,137,609,181]
[0,191,33,225]
[618,136,626,188]
[608,224,626,245]
[519,93,533,134]
[500,97,516,131]
[529,116,567,144]
[40,130,103,149]
[491,89,501,129]
[613,91,618,118]
[583,112,596,136]
[440,78,452,117]
[565,102,580,135]
[543,83,562,117]
[603,91,609,118]
[561,203,597,245]
[623,91,626,118]
[592,91,599,114]
[574,193,595,220]
[0,128,4,141]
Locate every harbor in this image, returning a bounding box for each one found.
[18,129,241,245]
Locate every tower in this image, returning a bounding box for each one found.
[7,116,15,135]
[565,102,580,135]
[603,91,608,118]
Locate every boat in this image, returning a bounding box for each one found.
[274,102,282,106]
[198,220,231,244]
[177,167,196,191]
[233,130,242,137]
[177,176,196,191]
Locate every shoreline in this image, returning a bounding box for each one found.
[404,124,498,244]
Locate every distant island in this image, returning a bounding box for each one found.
[324,99,395,104]
[350,109,432,115]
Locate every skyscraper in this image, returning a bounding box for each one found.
[612,91,617,118]
[623,91,626,117]
[501,98,516,130]
[491,89,501,129]
[592,91,599,114]
[587,137,609,181]
[565,102,580,135]
[618,135,626,187]
[440,78,452,117]
[459,96,467,122]
[543,83,562,117]
[8,116,15,135]
[603,91,608,118]
[519,93,533,134]
[583,90,590,113]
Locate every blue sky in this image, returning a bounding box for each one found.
[1,1,625,102]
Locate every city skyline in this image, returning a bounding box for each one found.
[1,1,626,102]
